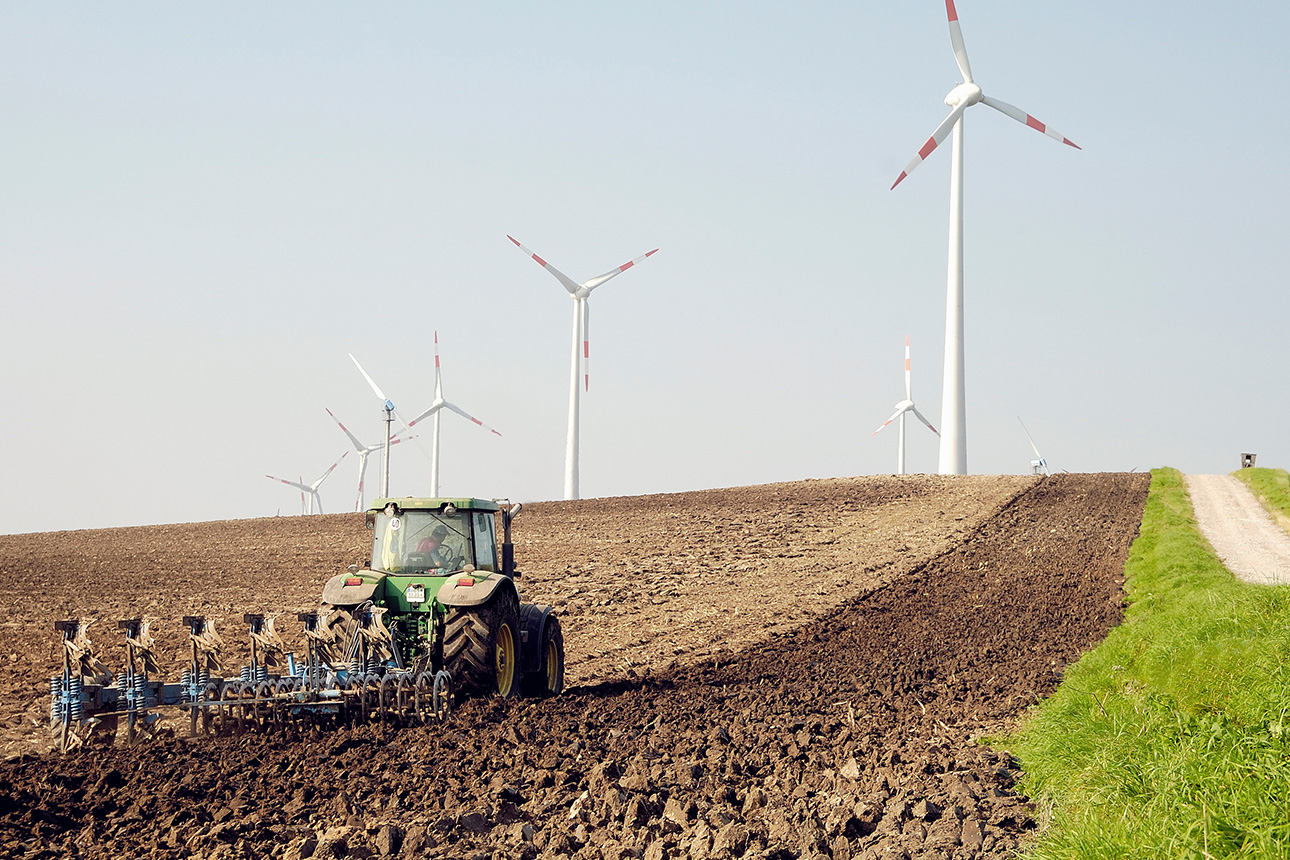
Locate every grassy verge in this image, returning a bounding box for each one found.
[1234,467,1290,532]
[999,467,1290,859]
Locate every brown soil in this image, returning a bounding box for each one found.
[0,473,1148,859]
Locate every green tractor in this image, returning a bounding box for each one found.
[318,497,564,700]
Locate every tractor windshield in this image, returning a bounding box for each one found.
[371,510,473,574]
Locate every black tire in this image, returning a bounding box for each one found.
[443,590,520,699]
[522,615,565,698]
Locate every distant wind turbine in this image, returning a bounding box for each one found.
[871,336,939,474]
[266,452,348,515]
[892,0,1079,475]
[326,408,410,512]
[404,332,502,498]
[1018,417,1051,476]
[507,235,658,500]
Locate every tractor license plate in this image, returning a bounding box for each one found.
[406,584,426,605]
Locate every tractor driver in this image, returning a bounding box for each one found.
[415,525,459,570]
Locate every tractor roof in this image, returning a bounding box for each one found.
[367,497,501,514]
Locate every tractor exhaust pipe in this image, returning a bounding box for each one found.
[501,502,523,578]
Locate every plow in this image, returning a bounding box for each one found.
[50,497,564,751]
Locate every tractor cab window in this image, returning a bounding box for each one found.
[373,510,473,574]
[473,511,497,572]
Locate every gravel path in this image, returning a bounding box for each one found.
[1185,474,1290,585]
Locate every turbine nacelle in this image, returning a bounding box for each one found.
[893,399,915,413]
[945,82,982,109]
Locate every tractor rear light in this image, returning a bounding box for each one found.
[345,577,363,586]
[457,577,476,587]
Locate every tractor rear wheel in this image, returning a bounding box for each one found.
[522,615,565,698]
[443,592,520,699]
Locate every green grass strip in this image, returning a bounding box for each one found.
[1234,467,1290,533]
[1000,467,1290,859]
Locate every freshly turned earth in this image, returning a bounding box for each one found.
[0,473,1149,859]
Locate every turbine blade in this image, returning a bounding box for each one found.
[945,0,974,83]
[267,475,311,493]
[443,401,503,436]
[312,451,349,489]
[326,408,367,453]
[349,353,393,409]
[870,408,905,437]
[980,95,1080,149]
[433,331,444,400]
[911,407,940,436]
[507,235,583,295]
[1017,417,1044,459]
[904,335,912,402]
[405,401,445,427]
[582,299,590,391]
[583,248,659,290]
[891,103,968,189]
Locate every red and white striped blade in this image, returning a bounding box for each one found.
[870,408,905,437]
[507,235,583,295]
[945,0,974,83]
[583,248,659,290]
[912,407,940,436]
[406,401,444,428]
[443,401,503,437]
[433,330,443,400]
[326,407,366,453]
[891,102,967,189]
[903,335,912,401]
[980,95,1080,149]
[266,474,310,493]
[312,451,349,489]
[581,299,590,391]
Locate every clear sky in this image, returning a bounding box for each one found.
[3,2,1287,534]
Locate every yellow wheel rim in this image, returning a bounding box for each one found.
[545,639,559,690]
[495,624,516,696]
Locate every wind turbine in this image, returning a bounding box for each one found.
[348,353,417,499]
[266,452,348,515]
[326,408,411,512]
[870,336,940,474]
[892,0,1079,475]
[507,235,658,500]
[1018,417,1051,476]
[404,332,502,497]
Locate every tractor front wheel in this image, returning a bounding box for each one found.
[443,593,520,699]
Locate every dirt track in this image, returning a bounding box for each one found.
[0,473,1148,859]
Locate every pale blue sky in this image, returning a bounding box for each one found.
[3,2,1287,533]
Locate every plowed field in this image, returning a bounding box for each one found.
[0,473,1149,859]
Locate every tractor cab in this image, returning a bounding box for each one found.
[367,498,500,575]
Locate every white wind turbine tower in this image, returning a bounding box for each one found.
[1018,417,1051,476]
[507,235,658,500]
[404,332,502,498]
[266,451,348,515]
[892,0,1079,475]
[870,336,940,474]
